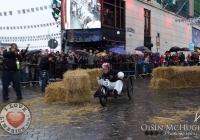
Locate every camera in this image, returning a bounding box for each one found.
[42,70,46,80]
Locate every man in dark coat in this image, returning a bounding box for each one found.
[2,43,23,101]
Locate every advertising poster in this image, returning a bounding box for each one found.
[62,0,101,29]
[192,27,200,48]
[67,29,102,42]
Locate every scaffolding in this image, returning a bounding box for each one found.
[194,0,200,17]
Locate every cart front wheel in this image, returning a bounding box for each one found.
[99,86,107,107]
[127,77,133,101]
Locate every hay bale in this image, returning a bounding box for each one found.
[67,90,91,103]
[153,67,177,79]
[86,68,102,89]
[45,81,68,103]
[63,69,91,92]
[150,78,171,89]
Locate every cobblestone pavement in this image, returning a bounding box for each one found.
[1,77,200,140]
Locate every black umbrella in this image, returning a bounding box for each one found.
[169,46,182,52]
[181,47,190,51]
[135,46,150,52]
[75,49,89,57]
[142,49,152,53]
[25,50,40,56]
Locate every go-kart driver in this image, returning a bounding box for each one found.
[97,63,124,95]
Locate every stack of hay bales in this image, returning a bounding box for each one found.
[62,69,91,103]
[85,68,102,88]
[151,66,200,89]
[45,68,102,103]
[45,81,68,103]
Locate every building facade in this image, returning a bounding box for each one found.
[125,0,200,54]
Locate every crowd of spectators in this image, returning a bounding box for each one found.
[1,48,200,86]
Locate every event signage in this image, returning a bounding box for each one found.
[190,42,194,51]
[192,27,200,48]
[175,16,200,26]
[67,29,102,42]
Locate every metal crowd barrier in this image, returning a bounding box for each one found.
[112,62,137,79]
[20,63,40,85]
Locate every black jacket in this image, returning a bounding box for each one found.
[3,49,23,71]
[39,57,50,71]
[101,69,120,82]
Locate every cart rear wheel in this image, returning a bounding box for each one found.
[99,86,107,107]
[127,77,133,101]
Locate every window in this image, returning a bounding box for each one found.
[3,27,5,30]
[144,9,151,36]
[4,12,7,16]
[103,0,125,29]
[7,27,9,30]
[27,9,30,12]
[36,7,39,11]
[103,4,115,27]
[18,10,21,14]
[37,25,39,27]
[27,26,30,29]
[20,26,23,29]
[31,25,33,28]
[24,26,26,29]
[10,27,12,30]
[13,27,15,30]
[0,27,2,30]
[44,6,47,10]
[40,7,43,10]
[104,0,115,5]
[49,5,51,8]
[31,8,34,12]
[9,11,12,15]
[22,9,26,14]
[0,12,2,16]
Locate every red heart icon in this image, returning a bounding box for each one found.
[6,111,25,128]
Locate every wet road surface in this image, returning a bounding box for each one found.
[0,77,200,140]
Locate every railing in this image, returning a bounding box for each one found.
[1,60,200,84]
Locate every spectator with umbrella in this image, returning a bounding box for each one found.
[178,52,185,66]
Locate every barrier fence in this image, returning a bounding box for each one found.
[1,60,200,84]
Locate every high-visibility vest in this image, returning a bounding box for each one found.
[7,49,20,70]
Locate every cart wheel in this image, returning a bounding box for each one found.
[99,86,107,107]
[127,77,133,101]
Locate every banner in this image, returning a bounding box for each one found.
[190,42,194,51]
[67,29,102,42]
[192,27,200,48]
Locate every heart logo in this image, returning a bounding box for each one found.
[6,111,25,128]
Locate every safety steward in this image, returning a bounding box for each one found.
[2,43,23,101]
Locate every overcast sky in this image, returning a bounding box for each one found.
[0,0,61,51]
[0,0,51,11]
